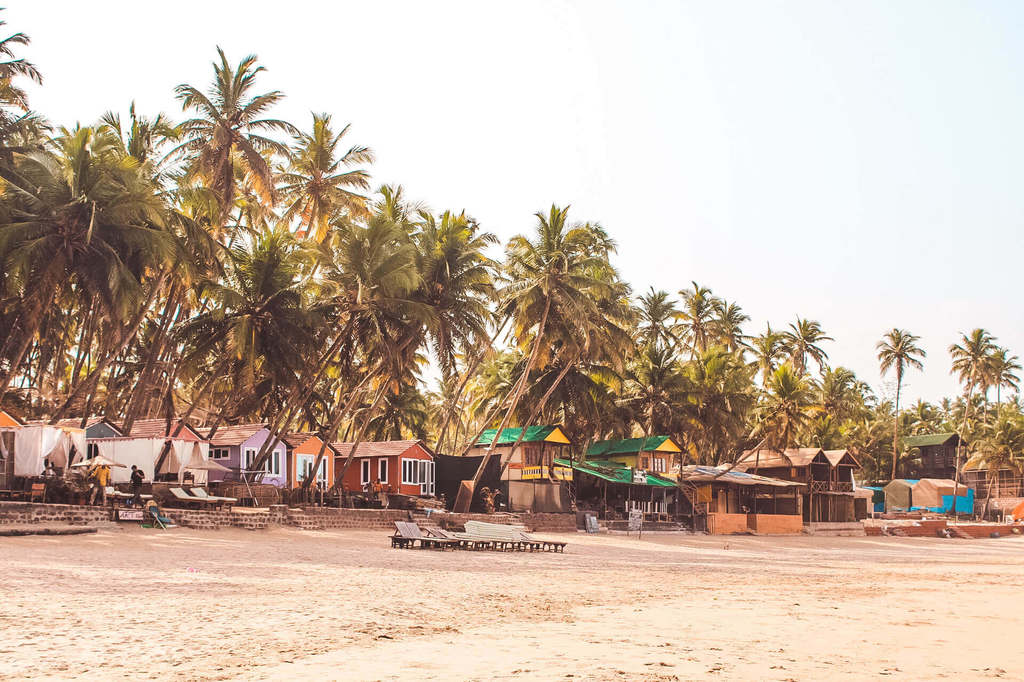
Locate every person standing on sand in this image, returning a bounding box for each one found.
[88,463,110,506]
[129,465,145,507]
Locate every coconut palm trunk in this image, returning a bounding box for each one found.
[890,367,902,480]
[469,296,550,492]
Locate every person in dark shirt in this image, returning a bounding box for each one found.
[129,465,145,507]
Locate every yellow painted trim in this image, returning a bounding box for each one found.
[543,427,571,444]
[654,438,682,453]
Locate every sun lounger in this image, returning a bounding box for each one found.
[168,487,215,508]
[390,521,457,550]
[464,520,567,552]
[190,487,237,506]
[426,527,491,550]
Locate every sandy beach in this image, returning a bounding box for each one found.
[1,527,1022,681]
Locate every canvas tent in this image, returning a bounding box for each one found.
[883,479,917,511]
[911,478,973,512]
[9,425,86,476]
[91,438,211,483]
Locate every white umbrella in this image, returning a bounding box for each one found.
[70,454,127,468]
[186,458,231,472]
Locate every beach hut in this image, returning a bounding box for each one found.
[4,424,86,477]
[736,447,858,522]
[205,423,287,486]
[904,433,964,479]
[561,457,678,520]
[280,433,337,489]
[910,478,973,513]
[585,436,682,475]
[883,479,916,511]
[89,436,212,484]
[332,439,435,496]
[676,465,805,533]
[464,425,573,513]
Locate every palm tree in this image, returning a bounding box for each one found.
[279,113,373,242]
[679,347,756,464]
[636,287,679,350]
[621,343,685,437]
[0,125,173,398]
[469,205,615,492]
[948,329,999,509]
[986,347,1021,406]
[877,328,926,479]
[964,409,1024,518]
[174,48,295,229]
[781,317,832,375]
[755,363,817,451]
[0,10,42,146]
[713,299,750,354]
[676,281,719,358]
[749,324,785,386]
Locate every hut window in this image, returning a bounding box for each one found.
[87,443,99,459]
[361,459,371,485]
[652,457,666,473]
[640,457,650,469]
[211,448,229,460]
[402,458,420,485]
[378,458,388,483]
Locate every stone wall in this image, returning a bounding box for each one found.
[298,507,407,529]
[0,501,112,525]
[520,512,577,532]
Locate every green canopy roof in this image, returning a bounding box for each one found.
[475,425,568,446]
[904,433,961,448]
[554,457,677,487]
[586,436,677,457]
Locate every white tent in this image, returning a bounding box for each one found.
[11,425,86,476]
[92,438,211,483]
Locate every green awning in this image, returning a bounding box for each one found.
[586,435,680,457]
[554,458,677,487]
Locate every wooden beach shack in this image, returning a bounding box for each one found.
[585,436,682,475]
[280,433,337,490]
[735,447,860,522]
[333,439,436,497]
[905,432,964,480]
[675,465,805,534]
[464,425,573,513]
[205,423,288,487]
[562,457,678,520]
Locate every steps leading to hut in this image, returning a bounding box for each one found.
[804,521,867,537]
[285,508,325,530]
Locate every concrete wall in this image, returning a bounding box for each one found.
[707,512,748,535]
[747,513,803,535]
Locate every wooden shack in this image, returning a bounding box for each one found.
[904,432,964,480]
[735,447,859,523]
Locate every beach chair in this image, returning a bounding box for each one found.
[190,487,237,508]
[390,521,456,550]
[168,487,213,508]
[426,527,484,550]
[144,506,176,529]
[29,482,45,503]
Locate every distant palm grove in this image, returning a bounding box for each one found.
[0,18,1021,483]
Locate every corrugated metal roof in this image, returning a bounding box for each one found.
[554,457,676,487]
[677,465,804,488]
[330,440,433,459]
[904,432,960,448]
[207,423,267,446]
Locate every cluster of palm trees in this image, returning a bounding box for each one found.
[0,19,1021,486]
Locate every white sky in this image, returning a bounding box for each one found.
[12,0,1024,403]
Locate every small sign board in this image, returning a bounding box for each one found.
[628,508,643,533]
[632,469,647,485]
[584,513,599,534]
[116,508,144,522]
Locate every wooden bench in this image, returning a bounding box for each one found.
[465,521,568,552]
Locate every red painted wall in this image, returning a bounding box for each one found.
[337,443,433,495]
